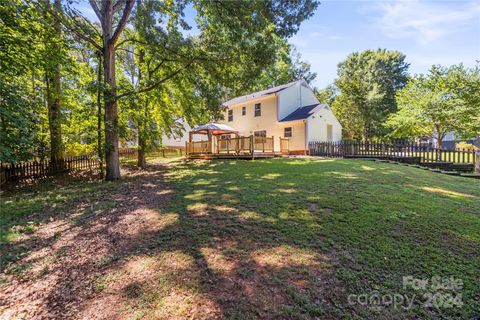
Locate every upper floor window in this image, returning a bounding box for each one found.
[228,109,233,122]
[242,106,246,116]
[284,127,292,138]
[254,103,261,117]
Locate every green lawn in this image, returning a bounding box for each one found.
[1,158,479,319]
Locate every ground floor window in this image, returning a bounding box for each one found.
[284,127,292,138]
[254,130,266,137]
[220,134,231,139]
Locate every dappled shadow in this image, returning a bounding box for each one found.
[1,158,479,319]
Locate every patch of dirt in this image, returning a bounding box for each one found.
[0,164,174,319]
[0,159,349,319]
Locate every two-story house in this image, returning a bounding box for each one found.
[218,80,342,154]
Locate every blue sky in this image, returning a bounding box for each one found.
[77,0,480,88]
[291,0,480,88]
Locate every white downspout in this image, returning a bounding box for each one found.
[304,119,308,155]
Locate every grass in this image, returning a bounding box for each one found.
[1,157,479,319]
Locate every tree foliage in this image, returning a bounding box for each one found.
[0,0,319,172]
[332,49,409,139]
[316,84,337,106]
[386,64,480,146]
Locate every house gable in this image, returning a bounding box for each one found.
[277,81,319,121]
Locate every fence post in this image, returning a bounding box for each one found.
[476,149,480,173]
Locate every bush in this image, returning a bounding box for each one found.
[455,141,476,151]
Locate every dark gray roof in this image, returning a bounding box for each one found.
[222,80,307,107]
[280,104,325,122]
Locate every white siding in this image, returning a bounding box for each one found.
[160,119,202,147]
[307,106,342,142]
[217,95,307,152]
[277,82,319,121]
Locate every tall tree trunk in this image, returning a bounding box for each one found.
[435,127,443,162]
[46,0,63,167]
[93,0,134,180]
[102,3,120,180]
[137,50,147,169]
[137,135,146,168]
[97,53,104,178]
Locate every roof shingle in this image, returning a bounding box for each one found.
[280,104,325,122]
[222,80,306,107]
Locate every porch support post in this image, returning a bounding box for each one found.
[207,130,213,154]
[475,149,480,174]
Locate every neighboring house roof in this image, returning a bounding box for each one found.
[280,103,327,122]
[222,80,307,107]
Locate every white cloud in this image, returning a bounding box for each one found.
[310,31,324,38]
[290,35,308,48]
[366,0,480,45]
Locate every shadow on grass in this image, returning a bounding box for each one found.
[1,158,479,319]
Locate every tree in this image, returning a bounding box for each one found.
[333,49,409,139]
[56,0,318,179]
[316,84,337,106]
[0,0,44,162]
[251,39,316,90]
[44,0,65,164]
[386,64,478,148]
[445,64,480,139]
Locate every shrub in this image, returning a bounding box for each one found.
[455,141,476,151]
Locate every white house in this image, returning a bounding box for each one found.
[217,80,342,154]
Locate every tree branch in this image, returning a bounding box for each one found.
[116,57,196,99]
[49,6,102,51]
[113,0,127,13]
[111,0,135,45]
[88,0,102,21]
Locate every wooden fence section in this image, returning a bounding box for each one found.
[1,155,100,184]
[1,148,139,186]
[119,148,137,159]
[309,141,476,165]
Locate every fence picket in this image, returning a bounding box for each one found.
[0,148,137,186]
[308,140,475,169]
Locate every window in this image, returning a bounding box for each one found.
[228,109,233,122]
[254,130,266,137]
[284,127,292,138]
[254,103,261,117]
[220,134,231,139]
[242,106,246,116]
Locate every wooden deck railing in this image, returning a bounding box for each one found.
[186,140,212,154]
[217,136,252,154]
[279,137,289,154]
[186,135,278,156]
[253,136,274,152]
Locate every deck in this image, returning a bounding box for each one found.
[185,135,289,160]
